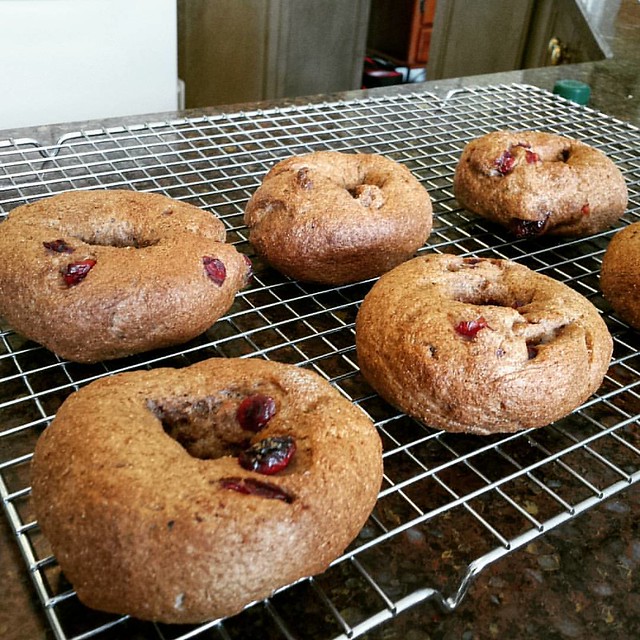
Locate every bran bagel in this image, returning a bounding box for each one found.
[453,130,627,237]
[601,221,640,329]
[0,189,251,362]
[355,253,612,434]
[244,151,432,284]
[31,357,383,623]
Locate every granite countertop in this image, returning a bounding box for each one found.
[1,1,639,639]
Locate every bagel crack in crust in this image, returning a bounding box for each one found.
[453,130,628,237]
[31,357,383,624]
[0,189,252,362]
[355,254,613,434]
[244,151,433,284]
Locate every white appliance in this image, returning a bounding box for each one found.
[0,0,178,130]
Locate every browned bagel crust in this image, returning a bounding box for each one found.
[453,130,628,237]
[244,151,433,284]
[31,357,383,623]
[0,190,251,362]
[355,254,612,434]
[601,221,640,329]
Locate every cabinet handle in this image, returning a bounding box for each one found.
[547,37,566,65]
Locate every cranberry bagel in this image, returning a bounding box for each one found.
[601,221,640,329]
[454,130,627,237]
[355,253,612,434]
[0,189,251,362]
[244,151,432,284]
[31,357,383,623]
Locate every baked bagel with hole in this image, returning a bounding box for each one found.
[0,189,251,362]
[31,357,383,623]
[355,253,612,434]
[453,130,627,237]
[244,151,432,284]
[601,221,640,329]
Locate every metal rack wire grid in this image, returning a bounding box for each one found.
[1,84,639,640]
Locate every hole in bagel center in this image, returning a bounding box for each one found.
[147,395,254,460]
[75,224,159,249]
[347,182,385,208]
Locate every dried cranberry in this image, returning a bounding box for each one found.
[237,394,276,432]
[581,203,590,216]
[203,256,226,285]
[510,215,549,238]
[238,436,296,475]
[220,477,293,503]
[494,150,516,175]
[62,259,96,286]
[43,239,74,254]
[455,317,489,339]
[525,150,539,164]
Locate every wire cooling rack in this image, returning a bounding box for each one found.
[1,84,639,640]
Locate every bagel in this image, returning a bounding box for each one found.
[601,221,640,329]
[355,253,612,434]
[31,357,383,623]
[244,151,432,284]
[453,130,627,237]
[0,189,251,362]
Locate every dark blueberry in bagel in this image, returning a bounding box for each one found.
[62,259,96,286]
[202,256,226,285]
[43,239,74,254]
[238,435,296,475]
[220,477,293,502]
[236,394,276,432]
[510,214,550,238]
[455,316,489,339]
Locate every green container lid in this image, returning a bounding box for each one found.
[553,79,591,105]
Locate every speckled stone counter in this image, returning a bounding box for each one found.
[360,487,640,640]
[1,1,639,639]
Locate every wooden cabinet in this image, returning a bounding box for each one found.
[412,0,437,65]
[427,0,535,79]
[178,0,371,109]
[522,0,606,68]
[427,0,605,81]
[367,0,438,67]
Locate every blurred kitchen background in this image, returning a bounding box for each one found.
[0,0,623,130]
